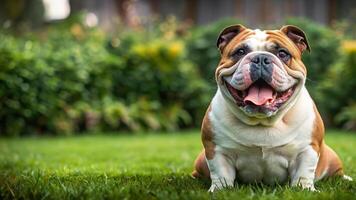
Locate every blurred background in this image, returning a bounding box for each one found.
[0,0,355,136]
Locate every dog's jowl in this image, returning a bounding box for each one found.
[192,24,352,192]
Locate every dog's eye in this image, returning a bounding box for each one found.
[232,48,246,58]
[236,48,246,56]
[277,49,290,60]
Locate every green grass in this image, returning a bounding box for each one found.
[0,130,355,200]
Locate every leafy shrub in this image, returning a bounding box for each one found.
[0,18,210,136]
[318,50,356,130]
[0,25,117,135]
[106,28,210,131]
[336,103,356,130]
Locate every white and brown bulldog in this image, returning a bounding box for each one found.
[192,24,352,192]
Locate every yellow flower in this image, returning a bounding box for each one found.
[168,41,183,59]
[342,40,356,53]
[146,42,160,57]
[131,44,146,57]
[70,24,84,39]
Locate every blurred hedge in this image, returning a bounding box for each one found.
[318,50,356,130]
[0,20,209,136]
[0,26,118,135]
[0,17,355,135]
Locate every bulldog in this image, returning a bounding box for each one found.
[192,24,352,192]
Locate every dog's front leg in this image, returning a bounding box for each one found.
[206,149,236,192]
[290,146,319,191]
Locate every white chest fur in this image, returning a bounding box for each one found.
[209,86,316,184]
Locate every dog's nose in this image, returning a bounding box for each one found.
[251,54,272,65]
[250,54,273,83]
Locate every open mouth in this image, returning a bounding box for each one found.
[225,79,296,114]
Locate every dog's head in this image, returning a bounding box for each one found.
[215,24,310,125]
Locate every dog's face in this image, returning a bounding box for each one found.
[215,25,310,125]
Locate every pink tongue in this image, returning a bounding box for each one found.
[244,84,274,106]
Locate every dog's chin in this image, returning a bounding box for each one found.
[223,79,300,119]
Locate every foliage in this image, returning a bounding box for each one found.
[0,25,116,135]
[318,51,356,130]
[0,130,355,199]
[107,28,210,131]
[0,18,209,136]
[336,104,356,130]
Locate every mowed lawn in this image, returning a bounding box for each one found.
[0,130,355,200]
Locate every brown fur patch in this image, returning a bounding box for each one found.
[215,29,254,81]
[192,150,210,179]
[316,144,344,179]
[311,103,324,153]
[266,30,307,76]
[192,105,214,179]
[311,103,344,179]
[266,30,302,59]
[201,105,215,160]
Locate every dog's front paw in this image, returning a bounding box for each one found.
[301,184,319,192]
[343,175,353,181]
[208,178,234,192]
[208,184,220,193]
[291,177,319,192]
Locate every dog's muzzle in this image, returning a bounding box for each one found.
[222,51,299,117]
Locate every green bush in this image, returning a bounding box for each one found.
[319,51,356,130]
[0,19,210,136]
[0,25,117,135]
[106,28,210,131]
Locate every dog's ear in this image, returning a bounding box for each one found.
[280,25,311,53]
[217,24,246,53]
